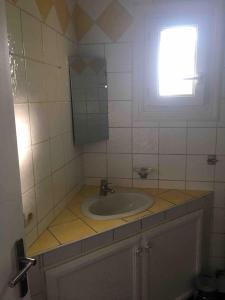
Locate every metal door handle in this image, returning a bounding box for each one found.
[9,257,36,288]
[8,239,36,297]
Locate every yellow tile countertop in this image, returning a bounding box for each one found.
[28,186,211,257]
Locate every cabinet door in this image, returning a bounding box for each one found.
[46,236,141,300]
[142,211,203,300]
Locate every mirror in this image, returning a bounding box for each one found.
[69,54,109,145]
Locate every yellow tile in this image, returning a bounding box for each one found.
[54,0,70,33]
[67,199,83,217]
[73,4,93,41]
[49,219,95,244]
[79,186,99,198]
[185,190,210,198]
[35,0,53,21]
[159,190,193,205]
[27,230,59,256]
[50,209,77,226]
[97,0,133,41]
[123,210,152,222]
[149,198,174,213]
[143,188,169,196]
[79,215,126,233]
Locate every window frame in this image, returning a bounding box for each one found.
[133,0,224,122]
[157,25,198,99]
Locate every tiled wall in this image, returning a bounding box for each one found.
[6,0,84,248]
[77,0,225,271]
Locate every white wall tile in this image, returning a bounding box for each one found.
[133,179,158,189]
[63,132,79,163]
[29,103,49,144]
[186,156,214,181]
[80,24,111,44]
[52,168,67,206]
[186,181,214,191]
[50,135,65,172]
[42,25,58,65]
[18,0,41,20]
[209,257,225,273]
[78,44,105,58]
[133,154,158,179]
[105,43,132,72]
[159,180,185,190]
[26,60,46,102]
[187,128,216,154]
[44,65,58,101]
[57,67,70,101]
[216,128,225,155]
[214,183,225,208]
[48,103,65,137]
[107,128,132,153]
[32,141,51,183]
[159,128,186,154]
[108,101,132,127]
[6,2,23,55]
[10,56,27,103]
[213,208,225,233]
[36,176,54,222]
[133,128,158,154]
[14,104,31,149]
[19,147,34,193]
[21,12,43,60]
[63,102,73,132]
[211,233,225,257]
[108,154,132,178]
[78,0,111,20]
[38,211,54,235]
[22,188,37,234]
[215,156,225,182]
[84,141,107,153]
[108,73,132,100]
[84,153,107,177]
[46,6,62,34]
[159,155,186,180]
[65,161,79,193]
[109,178,133,187]
[56,34,67,67]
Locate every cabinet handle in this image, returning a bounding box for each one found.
[136,247,143,256]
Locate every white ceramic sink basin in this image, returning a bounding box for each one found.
[81,193,154,220]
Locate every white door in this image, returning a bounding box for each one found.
[0,1,31,299]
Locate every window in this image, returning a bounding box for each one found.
[133,0,223,122]
[158,26,198,97]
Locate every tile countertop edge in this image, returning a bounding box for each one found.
[27,188,213,259]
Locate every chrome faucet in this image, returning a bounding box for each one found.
[99,179,115,196]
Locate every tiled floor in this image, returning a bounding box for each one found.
[27,186,209,256]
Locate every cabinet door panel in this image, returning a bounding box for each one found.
[142,211,202,300]
[46,236,141,300]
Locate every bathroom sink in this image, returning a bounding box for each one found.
[81,193,154,220]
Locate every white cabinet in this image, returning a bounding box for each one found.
[45,211,203,300]
[46,236,142,300]
[142,211,202,300]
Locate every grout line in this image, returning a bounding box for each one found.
[47,228,62,244]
